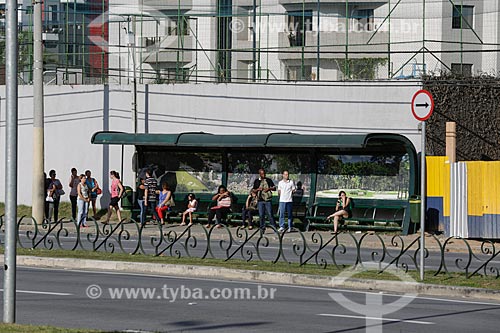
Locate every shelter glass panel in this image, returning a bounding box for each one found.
[227,152,312,200]
[316,153,410,200]
[141,151,222,194]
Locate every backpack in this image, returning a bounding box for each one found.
[259,179,273,201]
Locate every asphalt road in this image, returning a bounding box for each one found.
[1,267,499,332]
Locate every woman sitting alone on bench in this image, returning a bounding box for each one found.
[180,193,198,226]
[327,191,353,233]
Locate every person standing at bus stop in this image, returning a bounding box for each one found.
[278,170,296,233]
[68,168,80,220]
[144,169,160,225]
[253,168,277,231]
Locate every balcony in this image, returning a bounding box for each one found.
[142,35,194,64]
[279,0,387,5]
[143,0,193,12]
[232,40,256,62]
[235,0,261,8]
[278,30,389,60]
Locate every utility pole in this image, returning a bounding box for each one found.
[126,17,138,134]
[127,17,138,202]
[316,0,320,80]
[3,0,18,323]
[252,0,257,81]
[32,0,45,225]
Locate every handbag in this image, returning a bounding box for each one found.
[58,189,65,196]
[218,196,231,208]
[96,188,102,195]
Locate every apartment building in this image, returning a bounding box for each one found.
[4,0,499,83]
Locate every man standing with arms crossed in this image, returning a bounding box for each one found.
[253,168,277,232]
[278,170,296,233]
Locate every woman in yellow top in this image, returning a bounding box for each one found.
[327,191,352,233]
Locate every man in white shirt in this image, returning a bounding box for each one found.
[278,170,296,232]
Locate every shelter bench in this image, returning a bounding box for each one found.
[305,201,407,232]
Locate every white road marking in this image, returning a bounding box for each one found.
[317,313,434,325]
[0,288,72,296]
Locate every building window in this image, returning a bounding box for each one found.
[145,36,161,47]
[452,5,473,29]
[353,9,374,31]
[451,63,472,76]
[168,16,190,36]
[49,5,57,24]
[286,65,312,81]
[287,11,312,47]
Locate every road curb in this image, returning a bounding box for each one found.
[11,255,500,302]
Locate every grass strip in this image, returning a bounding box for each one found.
[0,203,131,222]
[2,247,499,290]
[0,323,99,333]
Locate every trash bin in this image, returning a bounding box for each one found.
[121,186,134,210]
[409,195,421,231]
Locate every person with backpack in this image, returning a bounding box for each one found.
[242,190,258,229]
[327,190,353,233]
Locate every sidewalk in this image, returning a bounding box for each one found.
[17,220,486,254]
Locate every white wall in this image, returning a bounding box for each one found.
[0,80,423,205]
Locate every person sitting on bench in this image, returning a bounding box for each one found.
[326,191,352,233]
[205,185,232,229]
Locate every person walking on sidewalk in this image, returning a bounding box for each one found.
[103,171,124,224]
[253,168,277,231]
[278,170,296,233]
[76,174,90,227]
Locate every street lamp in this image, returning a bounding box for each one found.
[123,23,137,134]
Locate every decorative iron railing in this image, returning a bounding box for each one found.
[1,215,499,279]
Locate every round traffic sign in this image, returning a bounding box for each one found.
[411,90,434,121]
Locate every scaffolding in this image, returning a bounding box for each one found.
[1,0,499,85]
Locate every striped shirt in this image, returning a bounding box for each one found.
[144,177,158,202]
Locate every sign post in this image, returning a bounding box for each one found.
[411,89,434,281]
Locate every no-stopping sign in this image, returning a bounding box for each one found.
[411,90,434,121]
